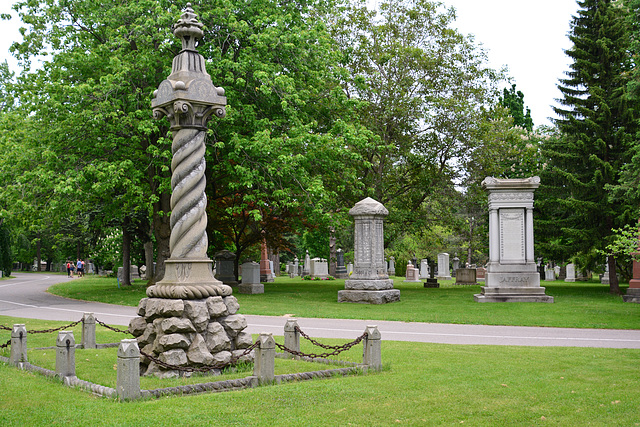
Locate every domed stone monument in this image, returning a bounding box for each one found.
[338,197,400,304]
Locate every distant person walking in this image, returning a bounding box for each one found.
[76,259,84,278]
[66,261,72,277]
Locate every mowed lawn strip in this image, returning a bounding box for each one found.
[0,316,638,426]
[47,276,640,329]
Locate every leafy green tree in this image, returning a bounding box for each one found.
[499,83,534,131]
[539,0,637,293]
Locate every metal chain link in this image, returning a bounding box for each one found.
[29,319,83,334]
[0,324,11,331]
[0,338,10,349]
[277,332,367,360]
[95,318,132,335]
[295,326,365,350]
[140,341,259,373]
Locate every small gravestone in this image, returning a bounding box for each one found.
[215,250,238,286]
[476,267,486,282]
[545,265,555,281]
[310,258,329,278]
[338,198,400,304]
[424,259,439,288]
[346,263,353,276]
[419,259,429,279]
[565,263,576,282]
[302,250,311,277]
[404,262,420,283]
[455,268,477,285]
[238,262,264,294]
[388,256,396,276]
[335,249,348,278]
[600,264,610,284]
[452,256,460,277]
[437,253,451,280]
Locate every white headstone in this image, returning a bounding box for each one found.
[419,259,429,279]
[238,261,264,294]
[474,177,553,303]
[437,253,451,280]
[545,266,555,281]
[565,263,576,282]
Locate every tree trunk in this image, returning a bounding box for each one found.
[608,254,620,295]
[152,190,171,284]
[144,240,154,284]
[329,226,336,277]
[36,236,41,272]
[121,219,132,286]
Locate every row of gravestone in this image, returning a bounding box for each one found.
[541,262,609,284]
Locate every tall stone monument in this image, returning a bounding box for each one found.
[338,197,400,304]
[129,4,254,377]
[474,176,553,303]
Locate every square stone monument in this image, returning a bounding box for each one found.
[238,261,264,294]
[437,253,451,280]
[404,262,420,283]
[338,198,400,304]
[474,176,553,303]
[565,263,576,282]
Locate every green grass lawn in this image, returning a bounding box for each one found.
[48,275,640,329]
[0,315,638,426]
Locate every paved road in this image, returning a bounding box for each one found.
[2,272,640,349]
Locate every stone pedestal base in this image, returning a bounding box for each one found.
[474,286,554,303]
[128,296,254,378]
[338,289,400,304]
[344,278,394,290]
[623,288,640,303]
[260,274,274,283]
[238,283,264,294]
[424,279,439,288]
[437,275,452,280]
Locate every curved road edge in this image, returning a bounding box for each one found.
[1,273,639,348]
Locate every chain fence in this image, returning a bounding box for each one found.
[139,341,259,373]
[276,326,368,360]
[95,318,132,335]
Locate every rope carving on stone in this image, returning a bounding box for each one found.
[170,127,208,260]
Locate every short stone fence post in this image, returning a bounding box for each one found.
[254,333,275,384]
[56,331,76,378]
[116,339,141,401]
[10,324,27,366]
[82,313,96,349]
[363,325,382,370]
[283,319,300,359]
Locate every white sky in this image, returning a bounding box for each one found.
[0,0,578,127]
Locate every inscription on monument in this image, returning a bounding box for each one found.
[500,208,525,263]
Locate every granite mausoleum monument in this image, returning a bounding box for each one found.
[338,197,400,304]
[128,4,254,377]
[474,176,553,303]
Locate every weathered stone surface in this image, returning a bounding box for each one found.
[154,333,190,353]
[158,348,188,366]
[343,279,394,290]
[206,296,228,318]
[137,298,148,317]
[337,289,401,304]
[219,314,247,337]
[138,324,157,347]
[237,283,264,294]
[144,298,185,320]
[160,318,196,334]
[232,349,254,363]
[187,334,214,365]
[205,322,231,352]
[211,350,232,365]
[140,343,154,364]
[234,331,253,349]
[184,300,209,332]
[128,317,147,337]
[223,296,240,314]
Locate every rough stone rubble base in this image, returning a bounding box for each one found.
[128,296,254,378]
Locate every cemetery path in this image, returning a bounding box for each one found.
[2,272,640,349]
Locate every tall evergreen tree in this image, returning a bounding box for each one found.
[499,84,534,131]
[540,0,637,294]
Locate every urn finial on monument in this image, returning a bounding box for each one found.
[151,3,226,129]
[147,3,230,300]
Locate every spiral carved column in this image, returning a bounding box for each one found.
[147,3,230,300]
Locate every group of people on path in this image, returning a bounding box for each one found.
[66,259,85,278]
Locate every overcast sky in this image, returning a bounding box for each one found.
[0,0,579,127]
